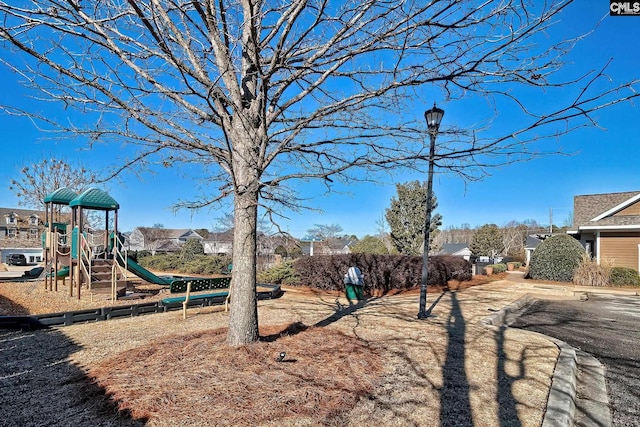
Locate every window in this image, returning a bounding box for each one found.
[7,215,16,225]
[29,216,39,226]
[30,229,39,239]
[7,228,17,238]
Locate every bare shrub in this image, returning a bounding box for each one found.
[572,255,611,287]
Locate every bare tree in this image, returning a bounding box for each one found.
[501,221,528,258]
[9,157,98,209]
[1,1,638,345]
[141,225,170,256]
[212,213,235,234]
[306,224,344,241]
[375,214,395,254]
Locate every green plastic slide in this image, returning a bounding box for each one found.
[123,257,172,286]
[46,266,70,278]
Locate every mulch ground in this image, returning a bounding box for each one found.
[1,271,561,427]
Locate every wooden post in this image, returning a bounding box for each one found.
[182,281,192,320]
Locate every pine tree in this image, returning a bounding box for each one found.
[470,224,504,257]
[385,181,442,256]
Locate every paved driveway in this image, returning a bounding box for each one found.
[511,293,640,426]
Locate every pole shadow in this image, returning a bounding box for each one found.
[439,291,473,426]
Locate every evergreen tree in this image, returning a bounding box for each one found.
[385,181,442,256]
[470,224,505,257]
[350,235,390,255]
[181,239,205,262]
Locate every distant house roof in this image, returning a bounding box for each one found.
[572,190,640,231]
[136,227,203,240]
[207,229,234,242]
[439,243,471,256]
[525,234,546,249]
[0,207,43,222]
[326,238,353,251]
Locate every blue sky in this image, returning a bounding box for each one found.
[1,2,639,238]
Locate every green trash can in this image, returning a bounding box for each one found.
[345,284,364,301]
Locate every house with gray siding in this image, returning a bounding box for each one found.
[128,227,204,254]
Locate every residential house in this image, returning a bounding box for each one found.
[324,238,353,255]
[568,191,640,270]
[524,234,550,266]
[128,227,204,254]
[203,229,234,256]
[438,243,472,261]
[0,207,45,264]
[300,238,353,256]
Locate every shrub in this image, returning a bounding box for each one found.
[508,261,522,269]
[573,255,611,287]
[489,263,507,274]
[527,234,585,282]
[181,239,205,262]
[139,254,182,271]
[182,255,231,275]
[291,254,471,293]
[609,267,640,287]
[258,260,299,285]
[138,253,232,275]
[439,255,473,282]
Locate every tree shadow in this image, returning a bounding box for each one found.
[258,295,373,343]
[495,325,523,427]
[314,297,370,328]
[260,321,309,342]
[0,326,146,426]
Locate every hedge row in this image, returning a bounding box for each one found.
[138,254,232,275]
[290,254,472,293]
[609,267,640,287]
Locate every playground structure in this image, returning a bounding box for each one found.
[41,187,241,304]
[43,187,128,300]
[0,187,284,328]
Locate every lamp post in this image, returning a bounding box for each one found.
[418,103,444,319]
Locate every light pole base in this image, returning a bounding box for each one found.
[417,311,437,320]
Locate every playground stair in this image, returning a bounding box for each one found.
[87,259,127,297]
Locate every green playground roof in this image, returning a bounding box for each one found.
[43,187,78,205]
[69,188,120,210]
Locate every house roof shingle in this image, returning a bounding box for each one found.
[573,191,640,230]
[0,207,44,222]
[439,243,470,255]
[135,227,203,240]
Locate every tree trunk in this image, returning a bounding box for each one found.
[227,175,259,346]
